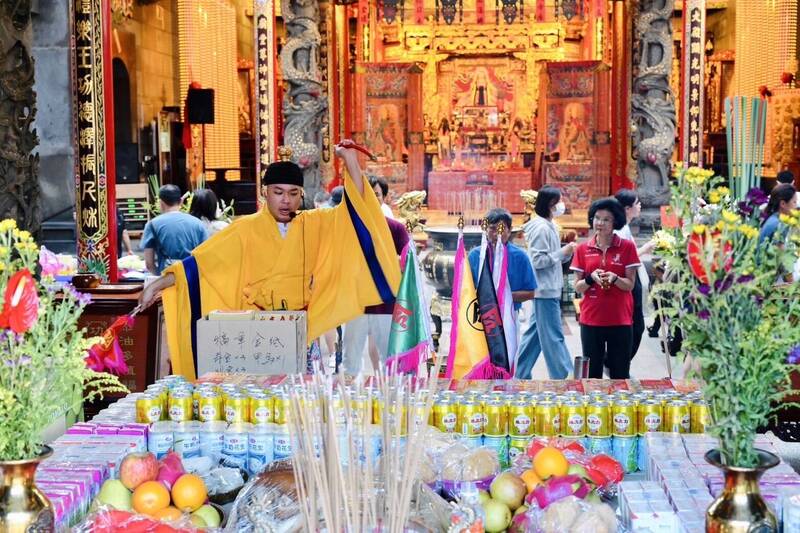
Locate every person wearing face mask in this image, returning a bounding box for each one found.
[137,141,402,379]
[572,198,640,379]
[515,187,576,379]
[613,189,655,358]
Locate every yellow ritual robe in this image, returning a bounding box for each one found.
[162,172,401,379]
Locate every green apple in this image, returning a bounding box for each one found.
[478,490,491,504]
[567,464,588,478]
[189,514,207,528]
[95,479,132,511]
[514,504,528,516]
[192,504,221,528]
[483,499,512,533]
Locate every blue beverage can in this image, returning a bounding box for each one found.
[173,421,201,459]
[458,435,483,450]
[222,423,250,469]
[636,435,649,473]
[199,421,226,461]
[483,436,509,470]
[586,436,613,456]
[612,436,638,473]
[248,423,275,474]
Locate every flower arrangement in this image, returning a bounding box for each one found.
[0,220,126,461]
[656,167,800,468]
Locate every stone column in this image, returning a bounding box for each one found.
[0,1,40,233]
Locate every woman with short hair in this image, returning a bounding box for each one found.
[572,198,641,379]
[189,189,229,237]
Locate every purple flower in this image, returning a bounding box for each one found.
[746,187,769,206]
[714,275,734,293]
[787,345,800,365]
[698,284,711,296]
[737,274,755,284]
[38,246,60,277]
[63,284,91,306]
[738,201,754,216]
[4,355,31,367]
[698,309,711,320]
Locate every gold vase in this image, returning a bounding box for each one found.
[705,448,779,533]
[0,445,54,533]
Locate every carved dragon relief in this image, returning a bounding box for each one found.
[631,0,676,209]
[280,0,327,207]
[0,1,39,233]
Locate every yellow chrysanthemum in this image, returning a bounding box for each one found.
[693,224,708,235]
[737,224,759,239]
[721,210,739,224]
[716,186,730,196]
[708,191,721,204]
[714,221,726,232]
[779,213,800,227]
[0,219,17,232]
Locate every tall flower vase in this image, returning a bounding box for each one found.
[705,449,779,532]
[0,446,54,532]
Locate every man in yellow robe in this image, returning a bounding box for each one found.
[139,143,402,379]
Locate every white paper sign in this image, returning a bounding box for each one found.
[196,311,307,376]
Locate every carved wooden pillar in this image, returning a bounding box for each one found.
[0,2,40,233]
[254,0,278,196]
[610,0,632,190]
[406,64,425,191]
[71,0,118,281]
[680,0,705,167]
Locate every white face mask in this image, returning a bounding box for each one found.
[553,201,566,217]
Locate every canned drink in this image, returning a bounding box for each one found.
[191,388,201,419]
[198,389,223,422]
[458,436,483,450]
[483,436,510,470]
[433,398,458,433]
[147,421,175,459]
[586,436,613,455]
[690,400,710,434]
[273,392,290,425]
[199,421,226,460]
[224,393,249,424]
[168,390,193,422]
[136,394,163,424]
[483,399,508,437]
[535,400,560,437]
[222,423,251,469]
[665,400,691,433]
[509,400,534,437]
[586,401,611,437]
[458,400,484,437]
[273,424,293,460]
[560,400,586,437]
[248,424,275,474]
[637,399,664,435]
[173,421,201,459]
[612,436,638,473]
[249,392,274,426]
[508,437,531,465]
[387,402,408,437]
[637,436,649,473]
[611,399,637,437]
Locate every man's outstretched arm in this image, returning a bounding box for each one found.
[334,141,365,195]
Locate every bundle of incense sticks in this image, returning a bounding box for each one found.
[285,364,441,532]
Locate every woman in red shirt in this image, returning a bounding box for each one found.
[571,198,641,378]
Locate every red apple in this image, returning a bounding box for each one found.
[119,452,159,490]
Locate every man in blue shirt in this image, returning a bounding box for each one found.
[468,208,537,317]
[142,185,208,274]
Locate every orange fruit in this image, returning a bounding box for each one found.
[171,474,207,512]
[520,468,543,492]
[132,481,170,516]
[153,506,183,522]
[533,447,569,479]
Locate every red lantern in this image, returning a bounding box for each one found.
[0,270,39,334]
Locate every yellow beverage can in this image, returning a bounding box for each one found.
[388,401,408,436]
[665,399,691,433]
[197,389,222,422]
[433,397,458,433]
[192,388,201,420]
[586,400,611,437]
[249,392,274,425]
[483,399,508,436]
[509,399,534,437]
[508,437,531,464]
[690,400,709,434]
[136,393,163,423]
[273,392,290,425]
[535,400,560,437]
[458,399,484,437]
[637,399,663,435]
[167,389,193,422]
[560,400,586,437]
[224,392,249,424]
[410,401,429,433]
[611,399,637,436]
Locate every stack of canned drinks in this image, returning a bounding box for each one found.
[428,389,710,472]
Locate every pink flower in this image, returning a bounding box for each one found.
[38,246,60,277]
